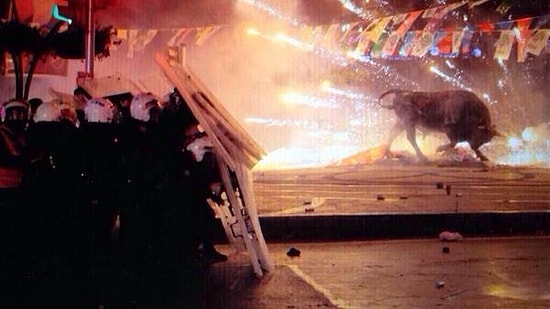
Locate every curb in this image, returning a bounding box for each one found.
[253,211,550,242]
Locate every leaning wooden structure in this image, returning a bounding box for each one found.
[155,52,274,277]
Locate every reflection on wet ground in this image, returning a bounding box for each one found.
[253,162,550,215]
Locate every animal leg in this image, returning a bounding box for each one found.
[469,139,489,161]
[473,149,489,161]
[439,129,457,152]
[406,127,428,162]
[384,124,404,158]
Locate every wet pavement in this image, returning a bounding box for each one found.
[252,163,550,241]
[9,236,544,308]
[2,163,549,308]
[208,237,550,309]
[253,163,550,215]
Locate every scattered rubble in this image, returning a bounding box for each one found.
[439,231,463,241]
[287,247,301,257]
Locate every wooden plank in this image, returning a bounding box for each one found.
[170,68,263,163]
[156,51,273,277]
[192,93,258,168]
[178,63,266,159]
[217,158,264,278]
[193,92,263,164]
[235,163,275,272]
[197,100,256,168]
[155,53,237,171]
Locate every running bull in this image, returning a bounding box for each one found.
[378,89,501,162]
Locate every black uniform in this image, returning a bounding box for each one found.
[74,121,122,305]
[22,120,80,305]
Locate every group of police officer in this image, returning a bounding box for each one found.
[0,89,226,307]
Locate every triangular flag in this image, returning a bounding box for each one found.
[167,28,193,46]
[399,31,420,57]
[411,31,435,57]
[354,31,372,55]
[367,17,392,43]
[195,26,220,46]
[460,31,474,54]
[381,32,402,57]
[127,29,158,58]
[395,11,422,37]
[434,31,453,55]
[452,31,465,54]
[516,18,533,62]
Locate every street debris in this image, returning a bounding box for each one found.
[441,289,470,299]
[302,197,325,212]
[439,231,463,241]
[435,281,445,289]
[287,247,301,257]
[376,193,385,201]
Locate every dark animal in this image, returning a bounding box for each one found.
[378,89,500,162]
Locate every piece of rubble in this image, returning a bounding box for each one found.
[287,247,301,257]
[439,231,463,241]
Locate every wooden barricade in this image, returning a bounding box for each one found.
[155,52,274,277]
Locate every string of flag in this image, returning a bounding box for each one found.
[327,4,550,63]
[114,3,549,63]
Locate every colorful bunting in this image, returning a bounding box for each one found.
[367,16,392,43]
[395,11,423,37]
[370,32,389,58]
[452,31,465,54]
[112,2,549,64]
[494,30,515,60]
[516,18,533,62]
[433,31,453,55]
[526,29,550,56]
[460,31,474,55]
[354,31,372,55]
[411,31,435,57]
[127,29,158,58]
[167,28,194,46]
[339,22,361,45]
[399,32,420,57]
[381,32,402,57]
[195,26,221,46]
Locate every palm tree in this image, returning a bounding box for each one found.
[0,0,115,100]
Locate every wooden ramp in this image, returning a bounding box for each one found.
[155,52,274,277]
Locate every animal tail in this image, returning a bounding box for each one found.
[377,89,401,109]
